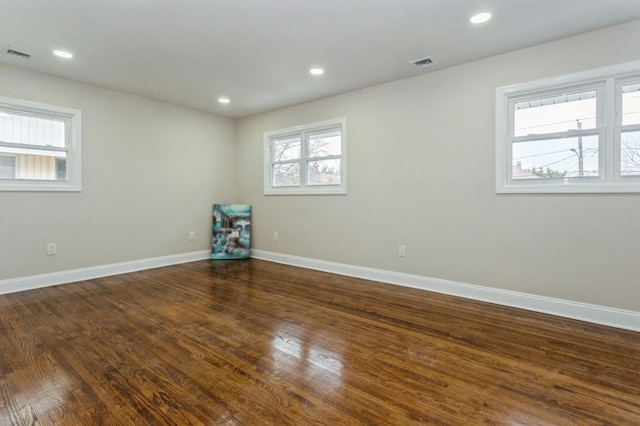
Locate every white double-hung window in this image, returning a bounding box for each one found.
[496,61,640,193]
[264,118,346,195]
[0,96,81,191]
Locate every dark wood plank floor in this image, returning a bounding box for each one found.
[0,259,638,425]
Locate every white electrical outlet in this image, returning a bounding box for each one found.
[398,244,406,257]
[274,231,279,241]
[189,231,195,241]
[47,243,57,256]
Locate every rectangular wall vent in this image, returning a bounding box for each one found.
[409,56,435,70]
[6,49,31,59]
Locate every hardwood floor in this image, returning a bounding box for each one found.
[0,259,638,425]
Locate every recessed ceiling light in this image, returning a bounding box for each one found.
[53,50,73,59]
[310,68,324,75]
[470,12,492,24]
[218,97,230,104]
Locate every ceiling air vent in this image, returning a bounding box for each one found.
[409,56,435,70]
[6,48,32,59]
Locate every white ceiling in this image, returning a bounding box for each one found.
[1,1,640,118]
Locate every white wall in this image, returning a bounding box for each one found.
[236,20,640,312]
[0,64,236,280]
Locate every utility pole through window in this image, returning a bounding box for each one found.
[576,119,584,176]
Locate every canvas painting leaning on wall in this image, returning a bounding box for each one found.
[211,204,251,260]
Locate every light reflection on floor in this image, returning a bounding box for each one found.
[270,325,344,394]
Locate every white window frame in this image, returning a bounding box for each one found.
[617,75,640,179]
[264,118,346,195]
[496,60,640,193]
[0,96,81,192]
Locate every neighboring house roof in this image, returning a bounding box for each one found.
[512,161,540,179]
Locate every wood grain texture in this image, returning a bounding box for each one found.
[0,259,638,425]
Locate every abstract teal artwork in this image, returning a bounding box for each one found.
[211,204,251,260]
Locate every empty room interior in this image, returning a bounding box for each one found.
[1,1,640,424]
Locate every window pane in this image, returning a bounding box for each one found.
[514,90,596,137]
[0,112,65,147]
[0,155,16,179]
[56,158,67,181]
[308,159,341,185]
[512,135,599,179]
[621,131,640,176]
[272,136,300,161]
[0,148,65,181]
[273,163,300,186]
[308,130,341,158]
[0,112,67,181]
[622,83,640,126]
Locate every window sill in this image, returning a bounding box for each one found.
[497,180,640,194]
[0,180,81,192]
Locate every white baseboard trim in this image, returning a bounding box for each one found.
[251,249,640,332]
[3,249,637,332]
[0,250,211,295]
